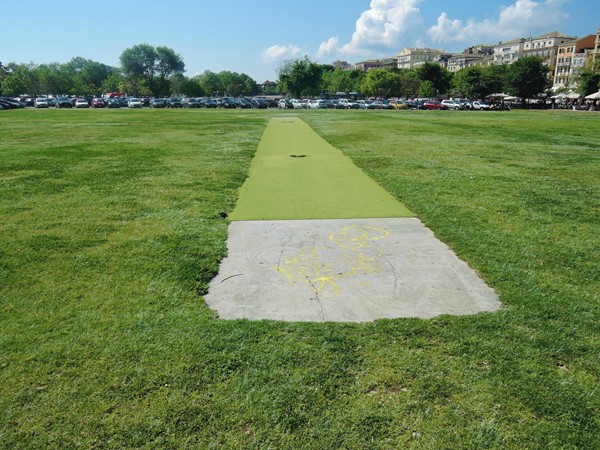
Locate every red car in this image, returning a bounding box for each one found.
[91,98,107,108]
[423,100,447,110]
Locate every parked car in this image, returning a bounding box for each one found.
[55,97,73,108]
[199,97,217,108]
[166,97,183,108]
[441,99,463,110]
[74,98,89,108]
[218,97,238,108]
[337,98,360,109]
[34,98,49,108]
[308,99,328,109]
[291,99,306,109]
[471,100,491,110]
[106,98,121,108]
[277,98,292,109]
[182,98,201,108]
[149,98,165,108]
[369,100,389,110]
[236,98,252,108]
[251,98,268,109]
[128,98,142,108]
[91,98,107,108]
[422,100,447,110]
[0,98,20,109]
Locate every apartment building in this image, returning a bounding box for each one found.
[447,45,494,72]
[593,28,600,63]
[396,48,445,69]
[553,34,596,88]
[523,31,577,72]
[332,60,353,70]
[493,38,525,65]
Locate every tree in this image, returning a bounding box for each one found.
[576,61,600,97]
[173,76,205,97]
[454,65,506,99]
[360,69,403,98]
[322,69,364,95]
[198,70,223,96]
[418,80,437,98]
[416,62,452,95]
[1,63,36,96]
[120,44,184,96]
[277,57,323,97]
[505,56,550,106]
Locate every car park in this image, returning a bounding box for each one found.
[106,98,120,108]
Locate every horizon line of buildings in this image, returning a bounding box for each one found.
[330,28,600,91]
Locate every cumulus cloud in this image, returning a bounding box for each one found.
[262,44,303,63]
[428,0,570,44]
[318,0,423,57]
[317,36,340,58]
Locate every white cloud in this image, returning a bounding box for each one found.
[317,36,340,58]
[318,0,423,57]
[428,0,570,44]
[262,44,303,63]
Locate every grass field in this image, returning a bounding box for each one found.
[1,108,599,449]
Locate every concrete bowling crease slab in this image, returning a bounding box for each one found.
[203,117,501,322]
[204,218,500,322]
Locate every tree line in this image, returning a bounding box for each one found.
[279,56,600,103]
[0,44,260,98]
[1,43,599,101]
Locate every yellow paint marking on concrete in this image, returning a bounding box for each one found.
[276,225,391,296]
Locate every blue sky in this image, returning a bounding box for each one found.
[1,0,597,82]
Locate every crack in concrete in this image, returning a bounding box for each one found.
[305,276,325,321]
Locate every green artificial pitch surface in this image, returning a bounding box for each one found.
[230,117,413,220]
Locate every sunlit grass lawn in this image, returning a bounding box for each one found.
[1,108,599,448]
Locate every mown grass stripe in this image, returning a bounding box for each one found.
[230,117,413,220]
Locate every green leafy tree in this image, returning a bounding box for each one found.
[277,57,324,97]
[322,69,364,95]
[398,69,421,98]
[576,61,600,96]
[505,56,550,106]
[99,73,126,94]
[1,63,37,96]
[454,65,506,99]
[174,76,205,97]
[199,70,224,96]
[418,80,437,98]
[360,69,403,98]
[416,62,452,95]
[120,44,185,97]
